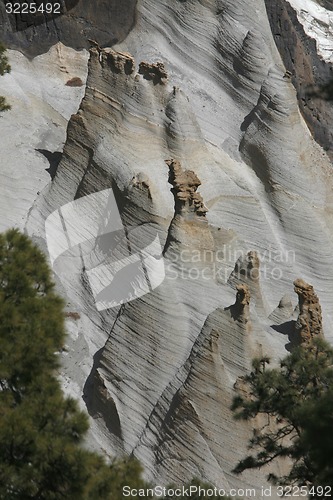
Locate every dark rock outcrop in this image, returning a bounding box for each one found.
[0,0,137,58]
[66,77,84,87]
[138,61,168,84]
[163,160,212,254]
[104,49,135,75]
[294,278,323,344]
[231,284,251,326]
[166,159,207,218]
[265,0,333,156]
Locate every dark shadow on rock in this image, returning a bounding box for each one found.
[138,62,167,85]
[239,143,274,194]
[0,0,138,58]
[319,0,333,10]
[83,346,122,439]
[4,0,79,36]
[83,347,104,406]
[240,106,258,132]
[36,149,62,180]
[225,302,242,322]
[271,319,301,351]
[271,320,295,336]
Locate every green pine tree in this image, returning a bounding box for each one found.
[0,42,11,112]
[0,229,148,499]
[231,338,333,490]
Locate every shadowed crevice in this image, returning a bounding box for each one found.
[83,347,122,439]
[36,149,63,180]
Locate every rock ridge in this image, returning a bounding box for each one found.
[139,61,168,84]
[166,159,208,218]
[294,278,323,345]
[104,49,135,75]
[231,284,251,327]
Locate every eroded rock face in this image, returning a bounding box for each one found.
[0,43,89,231]
[229,251,260,284]
[265,0,333,156]
[15,0,333,494]
[269,294,294,325]
[227,251,266,315]
[105,49,135,75]
[294,278,323,344]
[232,284,251,326]
[139,61,168,84]
[166,159,207,217]
[164,159,213,253]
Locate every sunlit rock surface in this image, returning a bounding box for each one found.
[0,44,88,232]
[1,0,333,496]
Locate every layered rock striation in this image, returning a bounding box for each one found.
[5,0,332,494]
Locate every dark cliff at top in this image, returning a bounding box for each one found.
[265,0,333,157]
[0,0,137,57]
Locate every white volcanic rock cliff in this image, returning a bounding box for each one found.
[1,0,333,496]
[0,44,89,231]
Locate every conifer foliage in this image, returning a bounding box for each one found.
[0,229,146,499]
[0,42,10,112]
[232,338,333,489]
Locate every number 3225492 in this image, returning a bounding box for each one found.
[5,3,61,14]
[277,486,332,497]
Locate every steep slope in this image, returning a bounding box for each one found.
[1,0,333,495]
[0,43,88,232]
[265,0,333,156]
